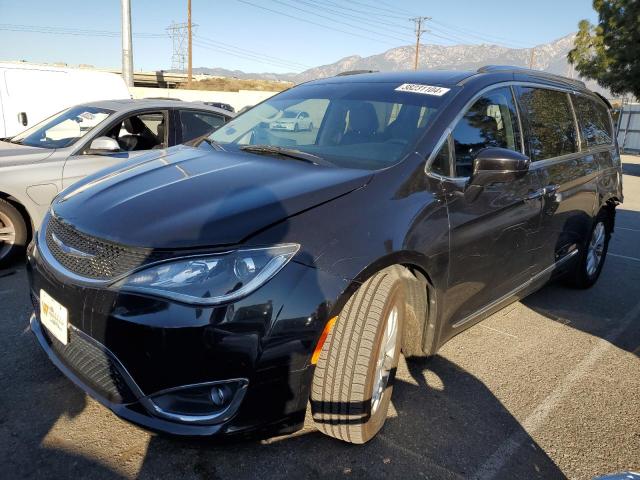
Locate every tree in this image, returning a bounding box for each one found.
[568,0,640,99]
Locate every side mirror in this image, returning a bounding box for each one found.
[18,112,28,126]
[86,136,120,154]
[469,147,530,187]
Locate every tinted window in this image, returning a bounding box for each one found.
[516,87,578,161]
[430,138,451,176]
[209,82,450,170]
[105,111,166,151]
[452,87,521,177]
[181,111,226,142]
[572,94,613,147]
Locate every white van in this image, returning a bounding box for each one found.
[0,62,131,139]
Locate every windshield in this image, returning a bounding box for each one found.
[208,82,453,170]
[11,106,113,149]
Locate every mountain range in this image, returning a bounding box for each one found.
[190,33,607,95]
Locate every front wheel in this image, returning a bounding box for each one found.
[0,198,28,267]
[311,266,406,444]
[564,210,611,289]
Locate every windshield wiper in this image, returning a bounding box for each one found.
[240,145,331,166]
[193,136,226,151]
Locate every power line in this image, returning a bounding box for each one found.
[194,35,307,71]
[316,0,411,21]
[348,0,415,18]
[194,34,310,69]
[0,23,164,38]
[192,40,301,72]
[430,19,530,48]
[233,0,407,46]
[269,0,412,44]
[295,0,414,36]
[0,23,308,72]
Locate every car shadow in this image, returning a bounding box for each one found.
[0,263,127,479]
[135,357,564,479]
[522,207,640,357]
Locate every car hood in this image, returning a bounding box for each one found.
[52,145,373,249]
[0,140,56,166]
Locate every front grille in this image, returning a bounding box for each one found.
[42,322,138,404]
[45,215,169,280]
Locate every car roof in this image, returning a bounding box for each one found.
[80,98,234,117]
[305,70,475,87]
[303,67,593,95]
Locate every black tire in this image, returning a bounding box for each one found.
[311,265,406,444]
[308,122,314,131]
[564,209,611,289]
[0,198,28,266]
[293,123,299,132]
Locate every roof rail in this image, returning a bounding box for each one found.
[335,70,378,77]
[477,65,528,73]
[477,65,586,89]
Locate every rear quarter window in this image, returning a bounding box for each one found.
[571,94,613,148]
[515,87,579,161]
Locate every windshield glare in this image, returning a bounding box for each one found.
[208,82,451,170]
[11,106,113,149]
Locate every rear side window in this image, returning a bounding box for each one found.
[180,110,226,142]
[572,94,613,147]
[515,87,578,161]
[451,87,521,177]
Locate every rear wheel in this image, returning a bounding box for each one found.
[0,198,28,266]
[565,210,611,289]
[311,266,406,444]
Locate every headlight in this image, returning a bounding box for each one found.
[113,244,299,305]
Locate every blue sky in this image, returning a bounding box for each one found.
[0,0,598,73]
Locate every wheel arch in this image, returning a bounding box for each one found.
[0,190,34,241]
[327,251,444,358]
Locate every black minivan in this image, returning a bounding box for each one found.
[28,67,623,444]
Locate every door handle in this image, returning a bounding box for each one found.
[527,188,545,201]
[526,184,560,201]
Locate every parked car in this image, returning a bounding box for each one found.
[269,109,313,131]
[0,62,131,139]
[0,99,233,264]
[203,101,235,113]
[28,67,622,444]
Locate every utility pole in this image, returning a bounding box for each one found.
[410,16,430,71]
[121,0,134,87]
[529,47,536,70]
[187,0,193,87]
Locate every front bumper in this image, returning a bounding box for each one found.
[28,237,347,437]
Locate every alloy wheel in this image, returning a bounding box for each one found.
[586,221,606,277]
[0,211,16,262]
[371,305,398,415]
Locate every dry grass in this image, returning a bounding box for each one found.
[180,77,293,92]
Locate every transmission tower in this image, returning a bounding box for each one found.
[166,21,196,72]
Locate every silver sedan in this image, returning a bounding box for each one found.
[0,99,233,265]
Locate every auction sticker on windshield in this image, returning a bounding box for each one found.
[395,84,451,96]
[40,289,69,345]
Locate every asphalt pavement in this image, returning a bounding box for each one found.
[1,156,639,480]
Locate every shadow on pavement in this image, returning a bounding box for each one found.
[0,263,126,479]
[523,208,640,357]
[134,356,563,479]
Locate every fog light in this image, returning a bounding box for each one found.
[211,385,231,406]
[144,379,248,425]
